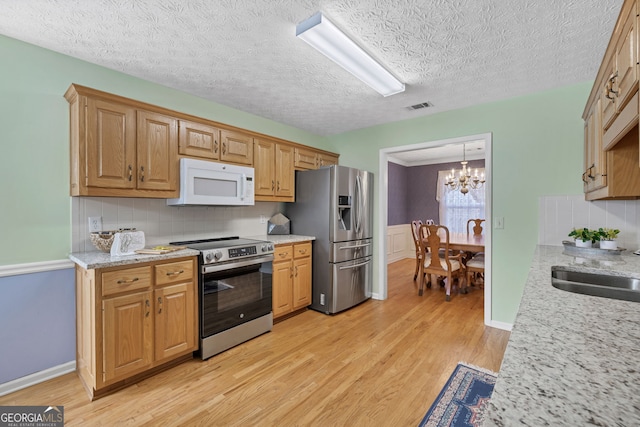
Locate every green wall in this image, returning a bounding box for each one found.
[328,83,589,323]
[0,35,327,265]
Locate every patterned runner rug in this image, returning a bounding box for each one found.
[419,362,498,427]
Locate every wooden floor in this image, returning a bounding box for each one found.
[0,258,510,426]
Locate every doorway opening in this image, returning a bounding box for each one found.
[378,133,493,325]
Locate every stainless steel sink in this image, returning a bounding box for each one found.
[551,267,640,303]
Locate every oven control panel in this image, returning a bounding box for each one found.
[228,246,258,258]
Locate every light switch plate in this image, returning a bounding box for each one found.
[494,217,504,229]
[88,216,102,232]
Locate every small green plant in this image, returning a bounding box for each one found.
[597,227,620,241]
[568,227,600,243]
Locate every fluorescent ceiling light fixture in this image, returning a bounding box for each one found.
[296,12,405,97]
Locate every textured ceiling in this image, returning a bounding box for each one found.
[0,0,624,136]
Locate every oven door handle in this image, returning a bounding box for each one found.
[202,255,274,274]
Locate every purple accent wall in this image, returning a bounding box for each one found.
[387,162,409,225]
[388,159,485,225]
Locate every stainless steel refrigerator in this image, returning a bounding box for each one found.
[286,165,373,314]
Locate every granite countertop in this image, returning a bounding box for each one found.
[486,245,640,426]
[69,235,315,270]
[69,249,200,270]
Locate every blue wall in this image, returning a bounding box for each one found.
[0,268,75,384]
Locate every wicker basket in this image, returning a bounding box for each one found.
[90,232,116,253]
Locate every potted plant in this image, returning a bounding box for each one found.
[568,228,599,248]
[597,227,620,250]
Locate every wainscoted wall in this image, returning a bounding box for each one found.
[386,224,414,263]
[72,197,285,252]
[538,195,640,250]
[0,267,75,389]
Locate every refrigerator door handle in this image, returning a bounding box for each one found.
[354,174,362,234]
[339,242,372,250]
[338,259,372,270]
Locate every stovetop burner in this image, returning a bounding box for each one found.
[170,236,274,264]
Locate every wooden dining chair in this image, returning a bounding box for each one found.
[466,253,485,289]
[418,224,466,301]
[410,220,423,281]
[466,219,485,236]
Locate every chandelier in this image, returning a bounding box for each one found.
[445,144,485,195]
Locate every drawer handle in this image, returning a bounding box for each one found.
[117,277,139,284]
[165,270,185,276]
[298,249,307,254]
[279,252,288,257]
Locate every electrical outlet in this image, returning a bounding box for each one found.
[259,215,267,224]
[88,216,103,232]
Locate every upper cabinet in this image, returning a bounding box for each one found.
[583,0,640,200]
[294,146,339,170]
[67,85,178,198]
[65,84,338,200]
[254,138,294,201]
[178,120,220,160]
[220,129,254,165]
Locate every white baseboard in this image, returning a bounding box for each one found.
[0,361,76,397]
[487,320,513,331]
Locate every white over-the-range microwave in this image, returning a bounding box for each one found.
[167,158,255,206]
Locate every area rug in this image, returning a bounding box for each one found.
[418,362,498,427]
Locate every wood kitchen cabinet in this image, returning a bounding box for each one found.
[583,0,640,200]
[75,257,197,400]
[220,129,254,165]
[272,241,312,320]
[254,138,294,201]
[66,84,178,198]
[294,146,339,170]
[178,119,220,160]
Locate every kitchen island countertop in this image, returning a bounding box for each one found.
[485,245,640,425]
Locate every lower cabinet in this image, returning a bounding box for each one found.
[272,241,312,319]
[76,257,197,400]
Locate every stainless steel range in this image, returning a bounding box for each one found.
[170,236,274,360]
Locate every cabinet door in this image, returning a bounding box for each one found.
[220,129,254,165]
[179,120,220,160]
[102,291,153,383]
[86,98,136,189]
[293,257,312,310]
[275,144,294,198]
[272,260,293,318]
[615,6,637,111]
[155,282,196,361]
[254,139,276,196]
[585,98,607,192]
[294,147,318,170]
[137,111,178,191]
[601,59,617,130]
[318,153,339,168]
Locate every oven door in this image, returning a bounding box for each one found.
[201,257,272,338]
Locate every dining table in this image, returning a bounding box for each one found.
[442,232,485,253]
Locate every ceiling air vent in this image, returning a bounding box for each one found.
[407,101,433,111]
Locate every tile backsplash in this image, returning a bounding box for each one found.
[538,195,639,250]
[72,197,284,253]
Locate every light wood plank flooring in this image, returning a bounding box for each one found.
[0,258,510,426]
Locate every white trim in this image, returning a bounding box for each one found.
[0,361,76,396]
[488,320,513,331]
[0,259,74,278]
[379,132,493,325]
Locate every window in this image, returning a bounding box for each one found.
[436,169,485,233]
